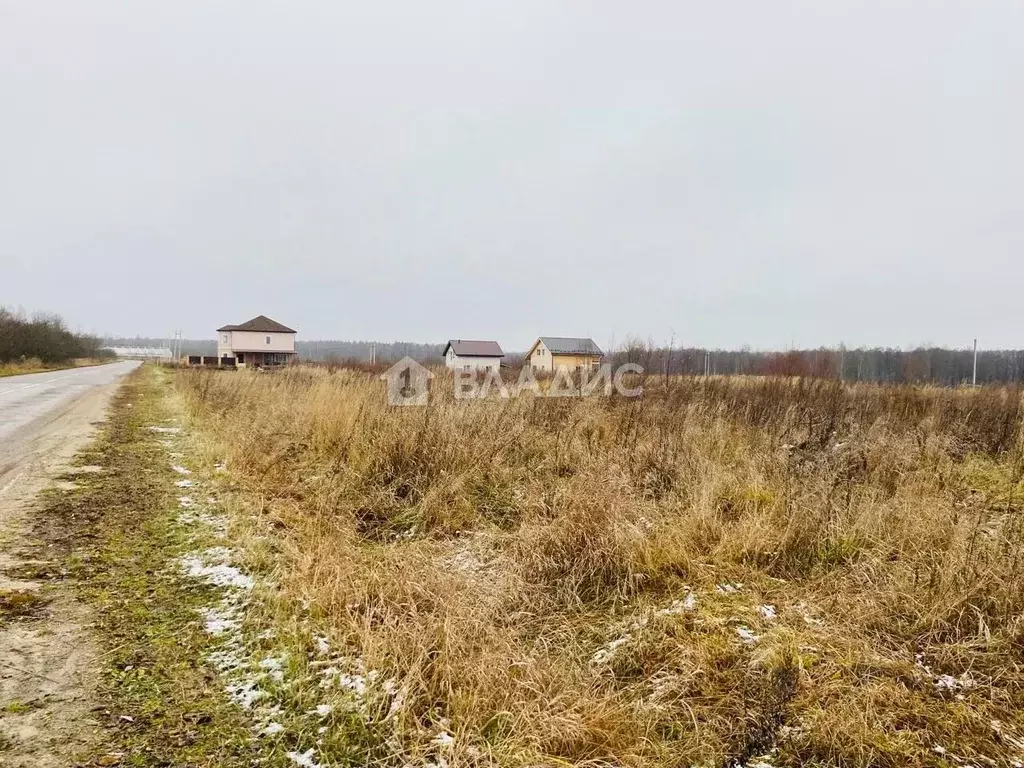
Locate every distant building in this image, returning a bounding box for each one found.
[442,340,504,372]
[103,346,173,361]
[217,315,297,367]
[527,337,603,373]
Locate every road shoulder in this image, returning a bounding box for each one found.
[15,365,258,767]
[0,367,126,765]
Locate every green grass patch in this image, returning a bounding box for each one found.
[3,699,40,714]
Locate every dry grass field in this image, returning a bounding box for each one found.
[176,366,1024,768]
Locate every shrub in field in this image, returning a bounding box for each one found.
[0,307,112,364]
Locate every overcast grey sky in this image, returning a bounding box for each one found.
[1,2,1022,350]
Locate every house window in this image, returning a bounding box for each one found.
[265,335,271,345]
[221,334,228,344]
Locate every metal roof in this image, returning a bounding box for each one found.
[217,315,296,334]
[537,337,603,356]
[443,339,504,357]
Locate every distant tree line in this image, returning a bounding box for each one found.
[0,308,112,363]
[294,340,444,364]
[104,337,445,363]
[611,343,1024,386]
[103,334,1024,385]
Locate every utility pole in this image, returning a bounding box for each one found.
[371,342,376,365]
[973,338,978,387]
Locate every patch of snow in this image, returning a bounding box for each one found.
[171,465,192,475]
[178,496,194,508]
[716,582,744,594]
[337,672,369,697]
[259,656,287,683]
[309,703,332,717]
[736,626,760,645]
[591,636,631,664]
[286,748,322,768]
[262,722,285,736]
[175,479,194,488]
[199,606,241,636]
[148,426,181,434]
[759,605,777,620]
[226,678,265,709]
[385,689,406,720]
[178,509,228,532]
[934,672,975,692]
[446,548,488,572]
[181,552,254,590]
[657,593,697,616]
[208,646,244,672]
[315,635,330,655]
[433,731,455,748]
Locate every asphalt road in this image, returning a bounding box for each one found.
[0,361,140,444]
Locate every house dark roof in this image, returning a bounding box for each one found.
[443,339,504,357]
[537,337,603,356]
[218,315,296,334]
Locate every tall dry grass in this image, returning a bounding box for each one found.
[178,367,1024,767]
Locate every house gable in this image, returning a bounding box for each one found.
[443,340,504,358]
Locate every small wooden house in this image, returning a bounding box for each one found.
[527,337,603,373]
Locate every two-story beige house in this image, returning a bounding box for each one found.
[217,315,297,367]
[526,337,603,373]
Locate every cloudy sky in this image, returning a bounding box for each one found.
[1,2,1022,351]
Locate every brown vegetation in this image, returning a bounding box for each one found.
[177,367,1024,767]
[0,308,113,367]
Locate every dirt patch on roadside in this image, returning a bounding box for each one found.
[0,381,123,766]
